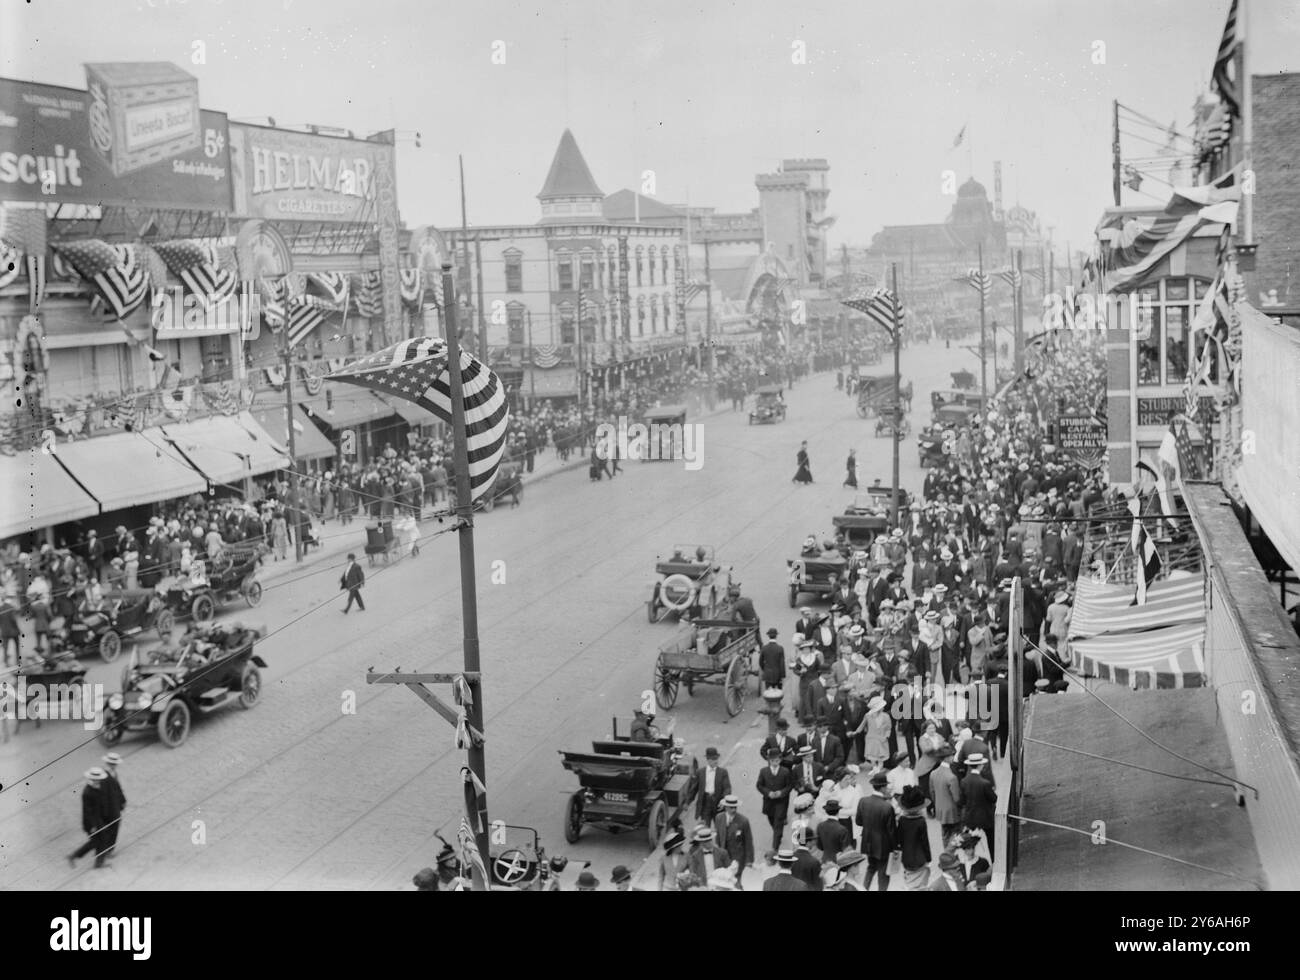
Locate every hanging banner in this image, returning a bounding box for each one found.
[0,74,232,210]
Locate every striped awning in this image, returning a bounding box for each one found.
[1068,575,1204,639]
[1070,622,1206,689]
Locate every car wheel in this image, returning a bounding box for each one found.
[243,579,263,607]
[155,608,175,639]
[191,594,215,624]
[647,799,668,849]
[99,630,122,663]
[156,700,191,748]
[99,711,123,745]
[564,791,584,844]
[239,664,261,709]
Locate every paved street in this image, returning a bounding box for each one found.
[0,335,998,890]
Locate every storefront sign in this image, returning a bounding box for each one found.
[1136,395,1213,427]
[152,282,259,339]
[0,75,232,210]
[227,123,388,223]
[1055,415,1107,454]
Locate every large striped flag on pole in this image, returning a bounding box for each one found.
[53,239,149,320]
[840,287,903,340]
[152,239,237,309]
[956,268,991,302]
[326,337,510,501]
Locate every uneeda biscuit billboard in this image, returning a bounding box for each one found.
[0,72,231,210]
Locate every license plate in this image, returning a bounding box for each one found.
[603,792,629,802]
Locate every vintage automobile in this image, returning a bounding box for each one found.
[436,824,563,891]
[874,410,911,438]
[162,542,267,624]
[559,717,697,848]
[859,482,915,513]
[10,651,89,729]
[638,405,688,462]
[918,426,954,468]
[99,622,265,748]
[477,461,524,513]
[648,545,730,623]
[653,620,760,718]
[64,589,176,663]
[932,402,980,429]
[748,385,787,425]
[950,369,977,390]
[787,541,849,607]
[832,512,889,568]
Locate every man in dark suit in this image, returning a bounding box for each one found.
[867,568,891,626]
[793,608,819,644]
[756,748,795,856]
[759,717,797,769]
[816,799,851,865]
[340,553,366,613]
[67,768,112,869]
[807,718,846,773]
[694,747,731,824]
[790,745,825,796]
[758,628,786,691]
[790,826,823,891]
[713,796,755,887]
[762,847,810,891]
[960,757,998,860]
[855,771,897,891]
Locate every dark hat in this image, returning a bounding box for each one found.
[823,799,842,814]
[611,865,632,884]
[938,852,961,872]
[347,553,356,560]
[767,628,779,638]
[900,786,927,810]
[767,747,783,759]
[869,771,890,789]
[705,746,720,759]
[935,744,956,759]
[776,717,789,730]
[576,870,600,889]
[412,867,438,889]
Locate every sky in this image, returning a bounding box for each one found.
[4,0,1298,252]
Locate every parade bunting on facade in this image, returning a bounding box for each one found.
[326,336,510,501]
[532,343,561,369]
[399,267,423,311]
[352,270,383,317]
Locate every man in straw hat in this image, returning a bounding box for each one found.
[714,795,755,887]
[762,846,810,891]
[687,824,731,885]
[100,752,127,860]
[828,849,868,891]
[855,770,897,891]
[67,768,113,869]
[960,752,998,860]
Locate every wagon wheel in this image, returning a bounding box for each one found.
[99,629,122,663]
[647,799,668,849]
[724,654,748,717]
[654,657,679,710]
[564,791,584,844]
[155,607,175,639]
[156,699,191,748]
[242,578,263,608]
[191,593,215,624]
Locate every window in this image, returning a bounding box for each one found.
[579,251,595,290]
[507,303,525,345]
[559,302,575,344]
[504,250,523,293]
[637,295,646,336]
[636,246,645,287]
[664,292,674,329]
[649,295,659,332]
[1133,277,1215,388]
[661,247,671,285]
[557,251,573,292]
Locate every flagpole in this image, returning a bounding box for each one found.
[890,263,902,529]
[280,325,303,563]
[978,242,988,400]
[441,262,492,891]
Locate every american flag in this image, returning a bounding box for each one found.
[53,239,149,320]
[841,287,904,340]
[1213,0,1240,117]
[682,280,707,303]
[286,296,331,349]
[996,268,1022,290]
[956,268,991,302]
[1174,420,1205,481]
[152,239,237,309]
[327,337,510,501]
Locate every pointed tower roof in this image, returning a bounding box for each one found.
[537,129,603,200]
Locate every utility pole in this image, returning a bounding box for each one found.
[978,241,988,401]
[703,235,715,403]
[474,234,487,362]
[1112,100,1122,207]
[458,155,473,346]
[1014,248,1025,376]
[526,309,536,406]
[279,327,303,563]
[890,262,902,530]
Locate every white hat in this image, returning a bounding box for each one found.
[102,752,122,766]
[940,549,954,560]
[85,767,107,782]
